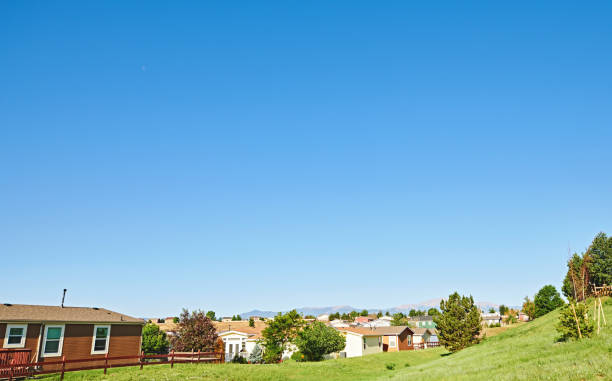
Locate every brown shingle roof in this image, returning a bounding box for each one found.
[0,304,144,324]
[213,321,266,339]
[338,326,413,336]
[410,327,431,335]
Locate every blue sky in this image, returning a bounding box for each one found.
[1,1,611,318]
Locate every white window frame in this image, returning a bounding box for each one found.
[3,324,28,348]
[42,325,65,357]
[389,335,397,348]
[91,325,111,355]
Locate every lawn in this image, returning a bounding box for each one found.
[40,298,611,381]
[43,348,446,381]
[389,297,612,381]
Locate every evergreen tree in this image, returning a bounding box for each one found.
[433,292,482,352]
[587,232,612,288]
[556,302,594,340]
[534,285,564,318]
[248,344,263,363]
[141,322,169,354]
[249,317,255,327]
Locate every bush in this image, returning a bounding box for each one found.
[385,362,396,370]
[488,323,501,328]
[294,322,346,361]
[231,355,248,364]
[556,302,594,341]
[141,323,169,354]
[290,351,305,362]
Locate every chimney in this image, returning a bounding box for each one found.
[61,289,67,308]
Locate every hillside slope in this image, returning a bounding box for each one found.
[388,297,612,381]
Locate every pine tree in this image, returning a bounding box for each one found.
[433,292,482,352]
[556,302,594,340]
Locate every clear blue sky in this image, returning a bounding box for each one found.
[1,1,611,318]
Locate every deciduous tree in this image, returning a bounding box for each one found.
[522,297,535,320]
[141,322,169,354]
[534,285,564,318]
[261,310,304,363]
[170,309,218,352]
[294,322,345,361]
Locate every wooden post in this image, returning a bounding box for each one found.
[171,350,175,368]
[570,303,582,339]
[197,350,201,364]
[600,298,607,325]
[60,355,66,380]
[140,350,144,370]
[8,359,14,381]
[104,353,108,375]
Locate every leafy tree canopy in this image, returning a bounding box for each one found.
[294,322,346,361]
[261,310,304,363]
[522,297,535,320]
[170,309,218,352]
[534,285,564,318]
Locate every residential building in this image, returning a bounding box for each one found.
[316,314,329,321]
[410,316,436,328]
[0,303,144,370]
[481,313,503,326]
[337,326,413,357]
[411,327,432,347]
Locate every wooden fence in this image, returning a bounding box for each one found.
[0,350,224,381]
[413,341,440,350]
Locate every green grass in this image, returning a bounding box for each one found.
[388,297,612,381]
[44,349,445,381]
[42,298,612,380]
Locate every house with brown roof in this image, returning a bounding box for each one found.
[213,321,267,362]
[336,326,413,358]
[0,303,144,370]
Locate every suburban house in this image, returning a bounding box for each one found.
[316,314,329,321]
[353,316,373,324]
[360,318,391,328]
[213,321,266,361]
[329,319,349,328]
[481,314,503,326]
[411,327,432,347]
[0,303,144,370]
[410,316,436,328]
[518,312,529,322]
[337,326,413,358]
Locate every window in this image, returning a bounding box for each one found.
[3,324,27,348]
[408,335,412,345]
[42,325,64,357]
[378,337,382,347]
[91,325,111,354]
[389,336,397,348]
[362,337,366,350]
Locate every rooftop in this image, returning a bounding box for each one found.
[0,304,143,324]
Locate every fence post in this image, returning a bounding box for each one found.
[8,359,14,381]
[171,350,175,368]
[60,356,66,380]
[197,350,201,364]
[104,353,108,375]
[140,350,144,370]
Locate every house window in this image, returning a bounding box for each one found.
[408,335,412,345]
[3,324,27,348]
[378,337,382,347]
[91,325,111,354]
[363,337,366,350]
[42,325,65,357]
[389,336,397,348]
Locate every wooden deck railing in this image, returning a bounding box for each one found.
[0,349,32,379]
[0,350,224,381]
[413,341,440,350]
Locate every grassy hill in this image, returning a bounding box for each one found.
[388,297,612,381]
[47,298,611,380]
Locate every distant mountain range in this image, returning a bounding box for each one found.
[238,299,509,319]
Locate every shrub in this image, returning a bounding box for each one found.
[141,323,169,354]
[231,355,248,364]
[556,302,594,341]
[290,351,305,362]
[385,362,396,370]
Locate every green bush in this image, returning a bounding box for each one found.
[231,355,248,364]
[141,323,169,354]
[385,362,396,370]
[290,351,305,362]
[248,344,263,363]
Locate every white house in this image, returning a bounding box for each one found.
[338,329,383,358]
[411,327,432,347]
[316,314,330,321]
[481,313,503,326]
[329,319,350,328]
[360,319,391,328]
[217,330,259,361]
